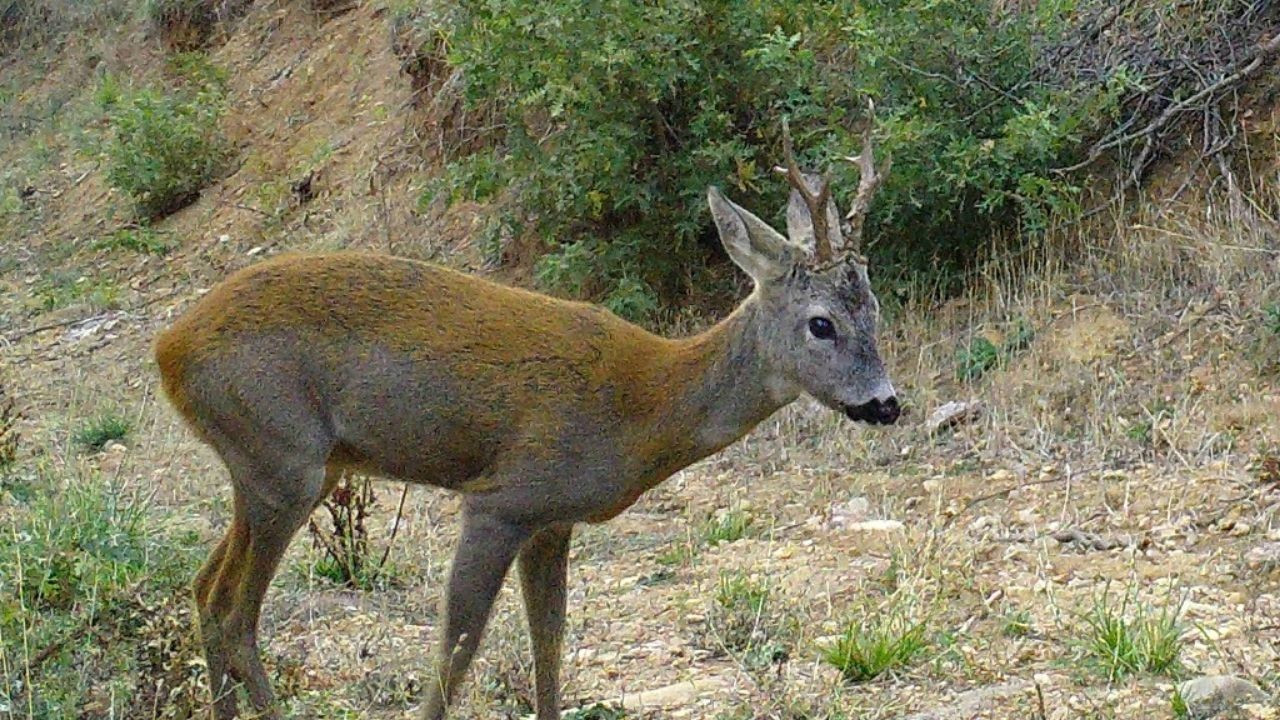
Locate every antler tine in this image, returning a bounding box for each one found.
[773,117,834,262]
[840,99,890,265]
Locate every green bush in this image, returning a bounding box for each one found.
[100,78,229,220]
[411,0,1120,316]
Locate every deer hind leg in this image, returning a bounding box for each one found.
[421,505,532,720]
[518,523,573,720]
[195,497,251,720]
[219,463,329,718]
[194,408,334,720]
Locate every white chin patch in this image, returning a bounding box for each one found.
[866,378,896,403]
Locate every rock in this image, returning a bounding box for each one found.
[1245,542,1280,572]
[902,679,1034,719]
[619,674,732,710]
[1051,528,1129,551]
[827,496,870,529]
[844,519,905,533]
[1177,675,1270,719]
[926,400,982,434]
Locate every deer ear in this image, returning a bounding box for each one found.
[708,186,798,285]
[785,174,844,259]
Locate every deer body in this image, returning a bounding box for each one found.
[159,126,897,720]
[158,253,785,526]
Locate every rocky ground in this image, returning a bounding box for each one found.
[3,3,1280,719]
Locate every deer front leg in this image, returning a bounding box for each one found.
[519,523,573,720]
[422,506,530,720]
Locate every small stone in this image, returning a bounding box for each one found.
[620,675,731,709]
[827,496,871,529]
[926,400,982,434]
[1177,675,1270,719]
[1245,542,1280,571]
[845,519,905,533]
[1243,703,1279,720]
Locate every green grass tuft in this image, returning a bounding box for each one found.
[1001,607,1033,638]
[0,468,203,717]
[74,412,131,451]
[703,572,793,670]
[702,510,754,547]
[1265,302,1280,337]
[564,704,628,720]
[1081,588,1184,681]
[823,603,928,683]
[93,226,173,255]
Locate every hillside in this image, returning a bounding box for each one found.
[2,2,1280,720]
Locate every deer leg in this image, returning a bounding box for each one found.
[195,501,251,720]
[422,507,531,720]
[219,465,328,718]
[518,523,573,720]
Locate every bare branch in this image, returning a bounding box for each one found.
[1057,32,1280,176]
[774,117,834,262]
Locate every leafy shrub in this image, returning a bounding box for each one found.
[410,0,1122,315]
[956,337,1000,382]
[99,77,229,220]
[956,317,1037,381]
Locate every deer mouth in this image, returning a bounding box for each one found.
[843,396,900,425]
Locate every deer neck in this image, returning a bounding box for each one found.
[634,296,797,470]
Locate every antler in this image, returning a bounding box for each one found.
[774,117,835,262]
[840,99,891,265]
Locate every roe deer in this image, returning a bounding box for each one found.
[155,118,897,720]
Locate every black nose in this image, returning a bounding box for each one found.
[845,396,900,425]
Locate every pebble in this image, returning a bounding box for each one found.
[1245,542,1280,571]
[1177,675,1269,719]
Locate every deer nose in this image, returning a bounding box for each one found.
[846,396,900,425]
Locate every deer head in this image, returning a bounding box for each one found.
[706,103,898,425]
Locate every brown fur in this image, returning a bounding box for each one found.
[157,185,897,719]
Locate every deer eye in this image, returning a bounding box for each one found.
[808,317,836,340]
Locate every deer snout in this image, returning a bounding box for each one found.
[845,395,900,425]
